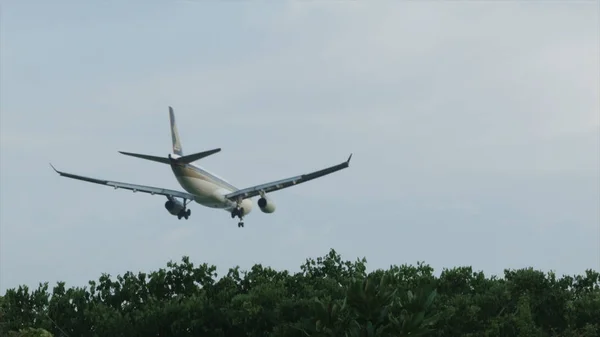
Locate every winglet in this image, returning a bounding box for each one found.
[49,163,59,173]
[347,153,353,164]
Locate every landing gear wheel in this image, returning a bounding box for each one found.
[231,206,244,217]
[233,199,245,228]
[169,197,192,221]
[177,208,191,220]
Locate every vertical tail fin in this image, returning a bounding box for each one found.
[169,106,183,155]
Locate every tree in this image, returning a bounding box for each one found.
[1,249,598,337]
[7,327,53,337]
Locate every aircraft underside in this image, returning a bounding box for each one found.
[171,175,255,227]
[164,194,253,228]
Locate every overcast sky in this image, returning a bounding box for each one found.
[1,0,599,293]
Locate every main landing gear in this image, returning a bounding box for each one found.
[231,200,245,228]
[177,197,191,220]
[177,208,191,220]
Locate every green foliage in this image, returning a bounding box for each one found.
[6,327,53,337]
[0,249,598,337]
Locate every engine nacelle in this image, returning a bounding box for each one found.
[257,197,276,213]
[165,199,184,215]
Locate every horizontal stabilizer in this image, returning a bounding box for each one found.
[118,148,221,165]
[118,151,171,164]
[178,148,221,163]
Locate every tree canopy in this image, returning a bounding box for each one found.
[1,249,598,337]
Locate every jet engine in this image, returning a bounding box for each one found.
[165,198,185,215]
[258,196,276,213]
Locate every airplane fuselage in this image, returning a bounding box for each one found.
[169,159,253,216]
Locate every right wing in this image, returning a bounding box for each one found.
[50,164,196,200]
[224,154,352,201]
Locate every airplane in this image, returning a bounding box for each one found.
[50,107,352,228]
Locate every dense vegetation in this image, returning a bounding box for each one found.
[1,249,599,337]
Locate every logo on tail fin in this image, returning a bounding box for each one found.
[169,106,183,156]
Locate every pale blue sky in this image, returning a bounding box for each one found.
[1,0,599,293]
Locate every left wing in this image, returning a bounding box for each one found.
[50,164,196,200]
[224,154,352,201]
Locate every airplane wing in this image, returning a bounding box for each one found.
[224,154,352,201]
[50,164,196,200]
